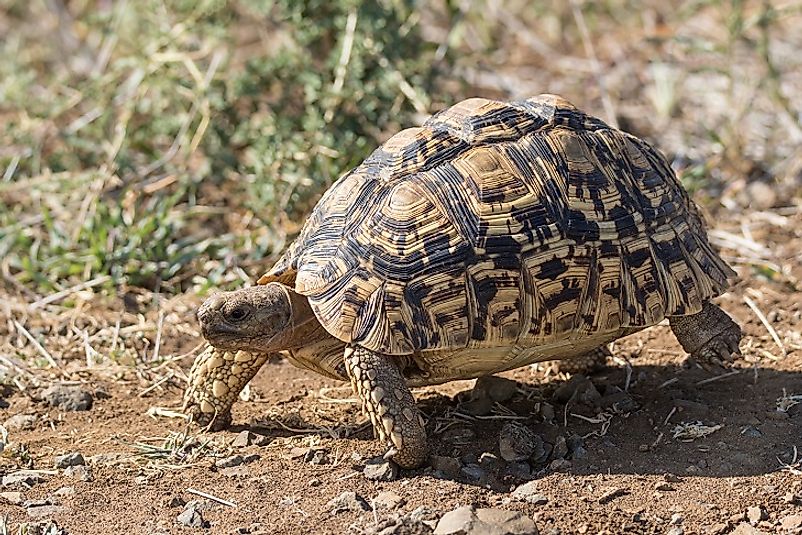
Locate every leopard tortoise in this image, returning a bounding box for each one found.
[183,94,741,469]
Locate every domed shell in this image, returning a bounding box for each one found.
[259,94,734,355]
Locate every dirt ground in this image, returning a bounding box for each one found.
[1,209,801,535]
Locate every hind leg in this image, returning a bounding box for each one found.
[669,301,742,364]
[550,345,611,375]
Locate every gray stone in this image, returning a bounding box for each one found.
[731,523,767,535]
[434,505,538,535]
[364,457,398,481]
[26,505,67,519]
[512,481,548,505]
[473,376,519,403]
[231,430,256,448]
[177,505,207,528]
[499,423,544,462]
[54,452,85,469]
[506,462,533,480]
[462,397,493,416]
[552,436,568,459]
[64,465,92,482]
[373,490,405,510]
[371,516,434,534]
[304,447,329,465]
[327,491,369,514]
[665,527,683,535]
[52,487,74,498]
[460,464,485,481]
[430,456,462,478]
[4,413,38,431]
[2,471,45,488]
[42,385,93,411]
[215,455,243,468]
[740,426,762,438]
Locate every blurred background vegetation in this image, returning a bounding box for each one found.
[1,0,801,300]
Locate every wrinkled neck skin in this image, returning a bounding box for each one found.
[280,286,331,351]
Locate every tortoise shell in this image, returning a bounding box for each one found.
[259,94,733,356]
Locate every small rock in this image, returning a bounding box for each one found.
[215,455,244,468]
[431,456,462,479]
[231,431,255,448]
[177,505,207,528]
[598,391,639,413]
[327,491,370,514]
[670,513,684,525]
[783,492,800,504]
[371,515,433,535]
[64,465,92,482]
[746,506,766,524]
[460,464,485,481]
[654,482,674,492]
[364,457,398,481]
[548,458,571,471]
[433,505,538,534]
[4,413,38,431]
[219,465,251,478]
[308,478,321,487]
[666,528,683,535]
[2,471,45,488]
[566,434,586,459]
[473,376,519,403]
[41,385,93,411]
[552,436,568,459]
[598,487,629,504]
[780,514,802,530]
[731,523,767,535]
[663,473,682,483]
[167,496,186,508]
[54,452,85,469]
[1,491,24,505]
[506,462,533,480]
[373,491,405,510]
[499,422,544,462]
[706,522,728,534]
[26,505,67,519]
[513,481,548,505]
[740,426,762,438]
[304,448,329,465]
[539,403,555,423]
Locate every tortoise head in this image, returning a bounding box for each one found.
[197,282,293,352]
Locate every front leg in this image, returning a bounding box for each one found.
[183,345,270,430]
[343,346,427,469]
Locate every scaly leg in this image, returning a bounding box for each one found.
[183,345,270,430]
[552,345,611,375]
[669,301,742,364]
[343,346,427,469]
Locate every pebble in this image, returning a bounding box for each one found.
[231,430,256,448]
[460,464,485,482]
[499,422,544,462]
[433,505,538,535]
[746,506,766,524]
[26,505,67,519]
[41,385,93,411]
[670,513,684,525]
[783,492,800,504]
[327,491,370,514]
[780,513,802,530]
[1,491,24,505]
[552,436,568,460]
[431,455,462,479]
[539,403,555,423]
[462,397,494,416]
[731,523,767,535]
[548,459,571,471]
[215,455,244,468]
[740,426,762,438]
[370,515,433,535]
[54,452,85,469]
[666,528,683,535]
[364,457,398,481]
[177,503,208,528]
[64,465,93,482]
[506,462,533,480]
[472,376,519,403]
[304,448,329,465]
[4,413,38,431]
[598,487,629,504]
[512,481,549,505]
[654,482,674,492]
[2,471,45,488]
[373,491,405,510]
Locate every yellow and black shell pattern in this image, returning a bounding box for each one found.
[259,94,734,356]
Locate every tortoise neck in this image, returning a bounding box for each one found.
[283,287,330,350]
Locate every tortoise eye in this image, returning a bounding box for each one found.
[228,307,249,322]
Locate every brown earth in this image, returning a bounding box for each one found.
[1,210,801,535]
